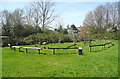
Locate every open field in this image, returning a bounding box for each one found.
[2,40,118,77]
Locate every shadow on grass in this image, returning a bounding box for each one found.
[19,50,24,52]
[54,52,77,55]
[107,45,113,48]
[90,49,102,52]
[37,52,79,55]
[90,45,113,52]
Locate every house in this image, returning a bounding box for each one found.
[67,27,80,35]
[77,26,91,35]
[77,26,92,41]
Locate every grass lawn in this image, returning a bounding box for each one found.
[2,40,118,77]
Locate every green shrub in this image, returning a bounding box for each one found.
[23,30,72,44]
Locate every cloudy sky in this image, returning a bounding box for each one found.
[0,0,119,28]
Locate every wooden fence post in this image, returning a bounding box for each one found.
[18,48,20,52]
[38,49,40,54]
[102,45,103,49]
[53,49,55,54]
[14,47,16,51]
[78,47,82,55]
[90,47,91,52]
[26,49,28,53]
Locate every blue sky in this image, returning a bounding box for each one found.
[54,2,107,27]
[0,2,114,27]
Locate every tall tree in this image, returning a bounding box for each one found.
[55,20,65,33]
[0,10,12,36]
[11,9,25,37]
[83,2,119,39]
[24,6,33,25]
[31,0,56,30]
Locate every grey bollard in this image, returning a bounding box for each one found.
[78,47,82,55]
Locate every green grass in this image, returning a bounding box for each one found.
[2,40,118,77]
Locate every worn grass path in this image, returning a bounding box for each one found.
[2,40,118,77]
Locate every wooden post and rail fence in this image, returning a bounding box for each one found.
[10,44,83,55]
[89,41,114,52]
[12,46,42,54]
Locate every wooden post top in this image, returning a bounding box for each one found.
[78,47,82,49]
[12,46,42,50]
[48,47,79,49]
[22,47,42,49]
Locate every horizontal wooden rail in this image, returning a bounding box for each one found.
[12,46,22,52]
[89,44,103,47]
[67,44,77,48]
[48,47,82,55]
[22,47,41,50]
[11,46,82,55]
[11,46,42,54]
[22,47,42,54]
[48,47,78,49]
[89,41,114,52]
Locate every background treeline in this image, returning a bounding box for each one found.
[83,2,120,40]
[0,2,119,46]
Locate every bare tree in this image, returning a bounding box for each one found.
[31,0,56,30]
[83,2,118,34]
[24,6,33,25]
[55,20,65,33]
[94,5,106,33]
[83,2,119,39]
[0,10,13,36]
[83,11,95,27]
[12,9,24,25]
[11,9,25,37]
